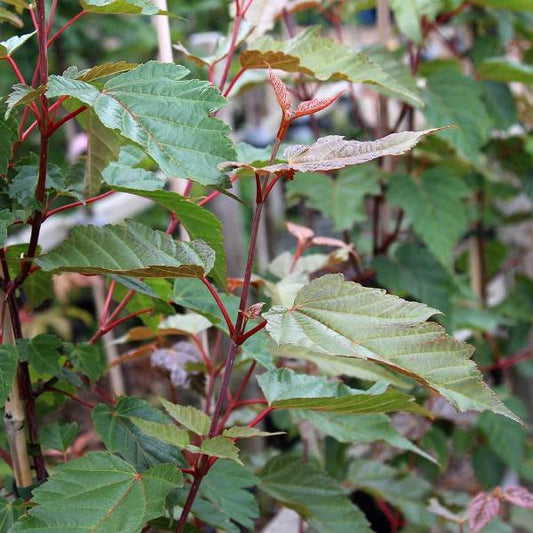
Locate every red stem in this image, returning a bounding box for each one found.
[191,335,213,372]
[100,280,116,326]
[223,68,246,98]
[238,319,267,344]
[200,277,235,336]
[45,190,115,219]
[247,406,274,428]
[6,56,26,84]
[218,12,243,92]
[47,10,87,47]
[234,398,268,407]
[47,386,95,409]
[47,105,87,136]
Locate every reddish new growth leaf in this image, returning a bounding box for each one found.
[286,222,314,243]
[268,67,293,121]
[243,302,265,320]
[468,492,501,533]
[293,91,346,119]
[503,486,533,509]
[268,67,344,135]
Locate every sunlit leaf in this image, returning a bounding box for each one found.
[161,398,210,435]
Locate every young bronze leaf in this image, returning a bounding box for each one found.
[468,492,501,533]
[293,91,345,119]
[503,486,533,509]
[268,68,292,118]
[264,274,519,422]
[35,221,214,278]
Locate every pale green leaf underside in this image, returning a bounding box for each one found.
[0,31,34,56]
[222,426,285,439]
[10,452,183,532]
[35,221,214,278]
[47,61,236,187]
[265,274,518,422]
[257,368,427,415]
[240,27,422,107]
[200,436,242,465]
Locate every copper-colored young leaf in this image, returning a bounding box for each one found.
[503,486,533,509]
[286,222,314,242]
[468,492,501,533]
[293,91,345,119]
[268,68,292,118]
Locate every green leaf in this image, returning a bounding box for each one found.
[0,496,24,531]
[101,145,165,191]
[130,417,190,448]
[36,221,214,278]
[65,61,138,82]
[10,452,183,532]
[423,69,492,160]
[257,368,427,415]
[482,81,518,131]
[200,436,242,464]
[172,278,240,333]
[390,0,441,43]
[265,274,519,422]
[17,334,62,375]
[259,454,371,532]
[347,460,435,527]
[0,209,14,247]
[84,109,122,196]
[39,422,79,452]
[374,244,457,315]
[286,166,381,231]
[92,397,183,470]
[80,0,165,14]
[478,57,533,83]
[22,270,54,310]
[47,61,236,187]
[295,410,434,461]
[65,342,106,382]
[200,460,259,530]
[222,426,285,439]
[160,398,210,435]
[240,27,422,107]
[470,0,533,10]
[5,84,45,119]
[110,186,227,289]
[387,169,470,264]
[0,345,18,405]
[0,31,34,56]
[0,7,23,27]
[0,113,17,176]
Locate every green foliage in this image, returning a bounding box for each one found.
[387,168,471,264]
[39,421,79,452]
[265,274,517,421]
[80,0,165,15]
[286,166,381,231]
[46,62,236,187]
[17,334,62,375]
[92,397,183,470]
[160,399,210,435]
[241,26,422,106]
[200,461,259,530]
[11,452,183,532]
[478,58,533,82]
[259,454,372,532]
[65,342,106,382]
[36,221,214,278]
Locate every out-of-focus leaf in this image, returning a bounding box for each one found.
[0,345,19,405]
[39,422,79,452]
[259,454,371,532]
[468,492,501,533]
[80,0,166,15]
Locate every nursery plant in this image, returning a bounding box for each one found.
[1,0,533,531]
